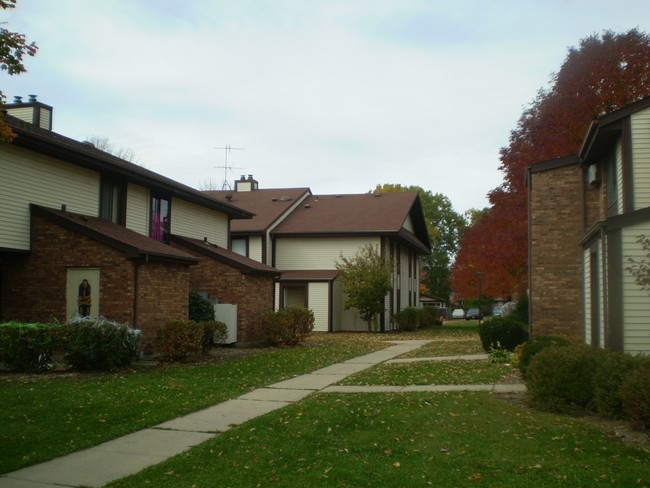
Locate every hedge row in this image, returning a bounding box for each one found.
[522,340,650,429]
[392,307,443,332]
[0,318,140,372]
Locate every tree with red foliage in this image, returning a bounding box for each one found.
[452,29,650,300]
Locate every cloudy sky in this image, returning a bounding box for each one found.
[3,1,648,213]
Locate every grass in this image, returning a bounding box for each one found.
[338,360,513,385]
[0,333,385,474]
[108,392,650,487]
[3,325,650,487]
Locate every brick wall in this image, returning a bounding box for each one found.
[173,243,275,343]
[529,164,584,341]
[135,262,190,354]
[1,214,190,354]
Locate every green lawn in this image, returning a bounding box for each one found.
[338,360,513,385]
[108,392,650,487]
[0,333,385,474]
[2,326,649,487]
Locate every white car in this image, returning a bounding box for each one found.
[451,309,465,319]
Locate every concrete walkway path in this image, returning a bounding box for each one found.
[0,341,526,488]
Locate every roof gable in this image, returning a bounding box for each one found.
[204,187,311,233]
[272,192,431,253]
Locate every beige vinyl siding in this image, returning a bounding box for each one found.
[583,249,592,345]
[274,236,380,270]
[6,107,34,124]
[0,145,99,250]
[274,284,281,312]
[249,236,263,262]
[631,109,650,210]
[309,282,329,332]
[403,214,414,233]
[622,223,650,354]
[170,198,229,247]
[615,140,624,215]
[125,183,149,235]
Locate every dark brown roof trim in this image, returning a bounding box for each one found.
[279,270,339,281]
[170,235,279,275]
[31,204,199,264]
[7,115,252,220]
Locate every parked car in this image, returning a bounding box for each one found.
[492,305,502,317]
[451,308,465,319]
[465,308,482,320]
[500,302,517,316]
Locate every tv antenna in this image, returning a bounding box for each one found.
[214,145,244,190]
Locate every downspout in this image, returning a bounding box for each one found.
[526,167,533,338]
[133,262,140,329]
[600,226,608,349]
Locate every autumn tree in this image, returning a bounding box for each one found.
[335,244,393,331]
[85,135,139,164]
[0,0,38,142]
[452,29,650,300]
[373,184,466,301]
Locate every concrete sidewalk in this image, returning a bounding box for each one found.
[0,341,526,488]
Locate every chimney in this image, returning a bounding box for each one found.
[234,174,259,192]
[5,94,53,131]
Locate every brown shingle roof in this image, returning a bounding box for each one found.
[6,115,252,220]
[170,235,279,275]
[32,205,199,264]
[272,192,431,253]
[204,188,311,233]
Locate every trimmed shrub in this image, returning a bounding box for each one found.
[157,320,203,361]
[512,292,529,324]
[63,318,140,371]
[393,307,419,331]
[0,322,63,372]
[189,292,215,322]
[619,359,650,429]
[418,307,442,327]
[259,307,315,346]
[593,352,644,419]
[200,320,228,353]
[478,316,527,352]
[526,344,607,413]
[518,336,571,378]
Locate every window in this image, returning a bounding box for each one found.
[150,194,170,242]
[100,177,125,224]
[231,238,248,257]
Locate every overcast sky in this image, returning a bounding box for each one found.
[3,1,648,213]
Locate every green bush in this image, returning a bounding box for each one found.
[188,292,215,322]
[200,320,228,353]
[259,307,315,346]
[478,316,527,352]
[393,307,419,331]
[593,352,643,419]
[526,344,606,413]
[619,359,650,429]
[0,322,63,372]
[518,336,571,378]
[63,318,140,371]
[157,319,203,361]
[512,292,529,324]
[418,307,442,327]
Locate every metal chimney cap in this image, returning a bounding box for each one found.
[28,94,37,103]
[13,96,23,103]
